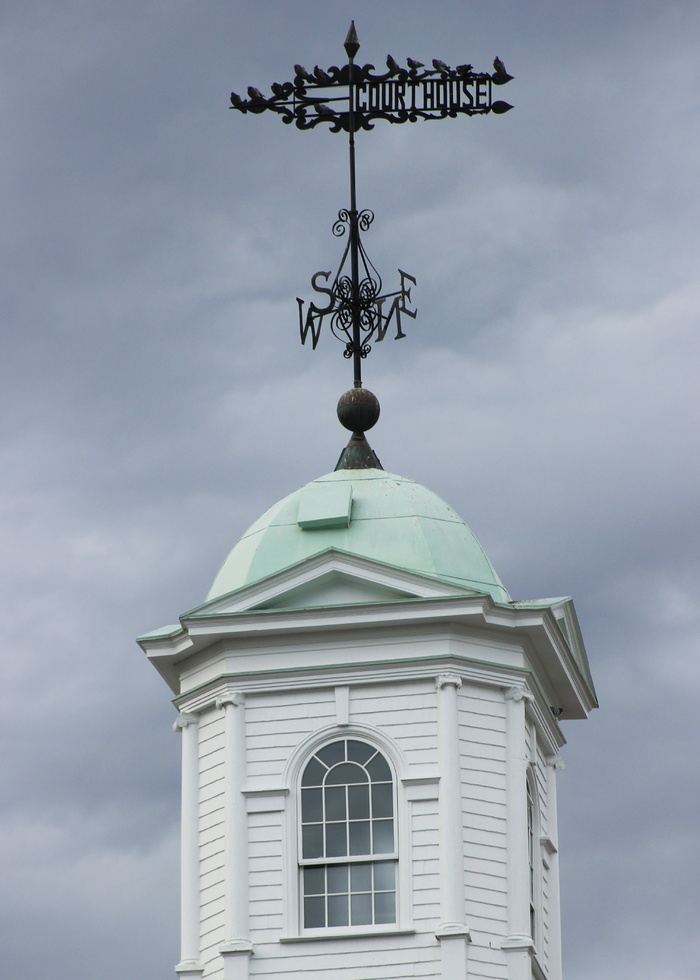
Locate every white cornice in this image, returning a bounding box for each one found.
[174,657,533,714]
[181,591,494,637]
[144,575,593,719]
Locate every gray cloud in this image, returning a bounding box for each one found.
[1,2,698,978]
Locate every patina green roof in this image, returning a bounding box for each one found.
[207,468,510,603]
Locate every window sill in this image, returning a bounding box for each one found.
[280,926,416,943]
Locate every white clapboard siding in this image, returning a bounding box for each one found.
[350,683,438,772]
[196,709,226,973]
[249,809,284,943]
[411,798,441,929]
[459,687,508,941]
[540,870,552,970]
[350,684,437,732]
[201,923,225,976]
[467,944,509,980]
[250,936,440,978]
[245,688,336,783]
[535,741,549,836]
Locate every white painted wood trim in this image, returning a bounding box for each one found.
[243,788,289,813]
[503,687,535,975]
[334,685,349,726]
[401,775,440,802]
[435,673,471,946]
[173,712,204,976]
[544,756,563,980]
[216,694,253,960]
[279,926,416,943]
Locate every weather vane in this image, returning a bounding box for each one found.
[230,22,513,393]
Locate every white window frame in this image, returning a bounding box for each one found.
[298,738,398,932]
[281,725,413,940]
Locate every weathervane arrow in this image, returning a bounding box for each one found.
[230,22,513,388]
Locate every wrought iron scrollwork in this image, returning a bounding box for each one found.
[231,56,513,133]
[333,209,374,236]
[297,210,416,358]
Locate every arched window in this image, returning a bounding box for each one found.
[299,738,397,929]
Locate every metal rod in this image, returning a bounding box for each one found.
[346,38,362,388]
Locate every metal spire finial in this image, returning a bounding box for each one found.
[344,21,360,60]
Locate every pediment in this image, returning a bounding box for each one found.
[255,572,412,611]
[184,548,473,619]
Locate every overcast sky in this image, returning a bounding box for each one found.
[1,2,698,978]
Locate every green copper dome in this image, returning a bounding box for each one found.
[207,468,510,603]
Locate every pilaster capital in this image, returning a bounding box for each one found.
[435,672,462,691]
[219,939,254,955]
[216,692,245,709]
[501,934,534,951]
[546,754,566,770]
[504,686,534,703]
[173,712,199,732]
[435,921,471,940]
[174,958,204,978]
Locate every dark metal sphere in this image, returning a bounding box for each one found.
[337,388,380,433]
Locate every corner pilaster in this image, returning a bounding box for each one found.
[173,712,204,979]
[216,694,253,980]
[502,687,535,980]
[543,755,565,980]
[435,673,470,979]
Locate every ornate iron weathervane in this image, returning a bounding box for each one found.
[230,23,513,393]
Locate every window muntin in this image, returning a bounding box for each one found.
[300,739,396,929]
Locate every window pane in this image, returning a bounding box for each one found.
[373,861,395,891]
[326,822,347,857]
[326,762,367,785]
[324,785,346,821]
[302,757,327,787]
[301,787,322,822]
[372,819,394,853]
[327,864,348,895]
[374,890,396,924]
[366,753,391,781]
[348,820,372,854]
[303,866,325,896]
[371,783,393,818]
[328,894,349,927]
[317,742,346,767]
[350,892,373,925]
[349,820,371,855]
[348,783,370,819]
[350,862,372,891]
[302,823,323,859]
[304,895,325,928]
[347,740,374,764]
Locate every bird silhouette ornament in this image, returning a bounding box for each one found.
[231,51,513,131]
